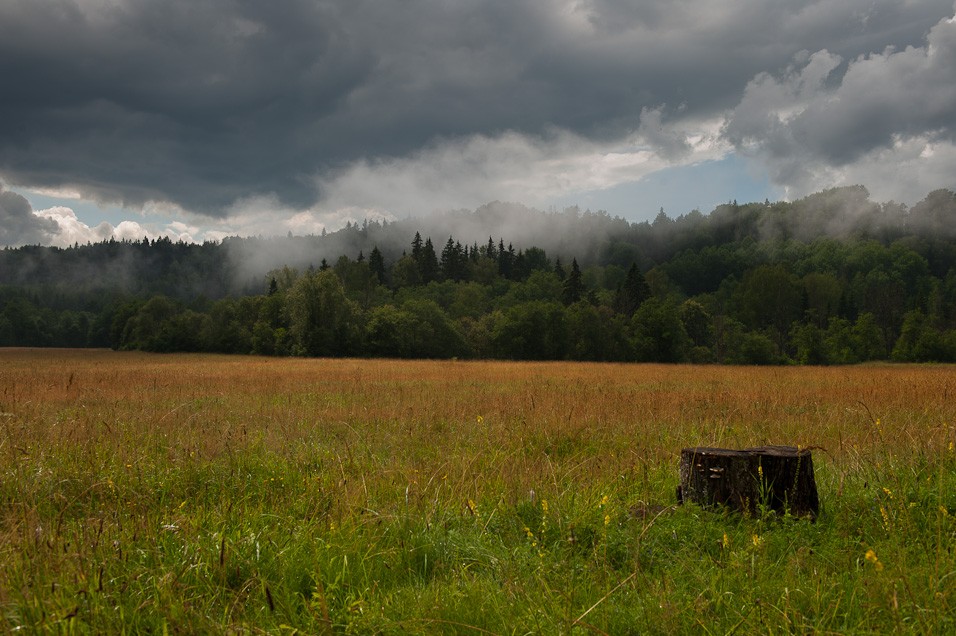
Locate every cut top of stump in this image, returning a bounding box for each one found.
[678,445,819,520]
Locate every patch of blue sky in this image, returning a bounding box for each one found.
[550,153,783,223]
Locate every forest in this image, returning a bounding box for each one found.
[2,185,956,364]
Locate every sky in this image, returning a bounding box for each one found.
[2,0,956,247]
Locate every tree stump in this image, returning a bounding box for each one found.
[678,446,819,519]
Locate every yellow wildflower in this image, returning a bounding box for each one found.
[865,549,884,572]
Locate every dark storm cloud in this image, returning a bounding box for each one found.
[0,0,952,217]
[0,185,58,246]
[0,0,374,211]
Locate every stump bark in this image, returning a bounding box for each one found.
[678,446,819,519]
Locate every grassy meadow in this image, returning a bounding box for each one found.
[1,349,955,633]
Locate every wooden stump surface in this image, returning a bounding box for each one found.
[678,445,819,519]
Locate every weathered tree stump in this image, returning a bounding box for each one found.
[678,446,819,519]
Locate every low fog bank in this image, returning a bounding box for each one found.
[223,201,634,290]
[3,186,955,301]
[225,186,956,290]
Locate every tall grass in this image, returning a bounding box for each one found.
[1,349,954,632]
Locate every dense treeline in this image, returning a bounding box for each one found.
[3,186,956,363]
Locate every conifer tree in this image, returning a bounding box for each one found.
[440,237,467,281]
[369,246,386,284]
[554,257,567,280]
[420,237,440,283]
[485,237,497,260]
[411,232,424,263]
[614,263,651,316]
[562,258,585,305]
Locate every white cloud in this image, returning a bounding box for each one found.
[828,135,956,204]
[725,5,956,202]
[31,205,224,246]
[312,112,727,224]
[165,220,207,243]
[111,220,151,242]
[33,206,112,245]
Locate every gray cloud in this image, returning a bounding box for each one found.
[724,5,956,199]
[0,0,952,218]
[0,185,58,246]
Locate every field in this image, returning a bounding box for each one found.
[1,349,955,633]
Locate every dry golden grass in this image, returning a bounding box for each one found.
[3,349,953,445]
[3,349,954,504]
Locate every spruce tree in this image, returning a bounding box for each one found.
[411,232,424,263]
[614,263,651,315]
[420,238,440,283]
[369,246,386,284]
[554,257,567,280]
[485,237,497,260]
[562,258,585,305]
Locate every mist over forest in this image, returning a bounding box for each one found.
[3,185,956,364]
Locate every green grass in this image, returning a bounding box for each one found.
[1,352,955,633]
[5,439,955,633]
